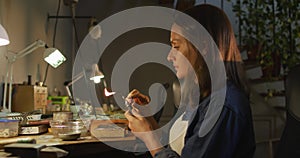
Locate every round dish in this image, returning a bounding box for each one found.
[58,132,81,141]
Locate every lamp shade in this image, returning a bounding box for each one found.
[0,24,10,46]
[43,47,66,68]
[90,64,104,83]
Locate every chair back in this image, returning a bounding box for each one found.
[276,65,300,158]
[285,65,300,120]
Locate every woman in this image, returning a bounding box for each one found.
[125,4,255,158]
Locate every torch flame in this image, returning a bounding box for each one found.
[104,88,116,97]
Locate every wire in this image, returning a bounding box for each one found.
[42,64,50,85]
[71,4,80,49]
[42,0,61,86]
[53,0,61,47]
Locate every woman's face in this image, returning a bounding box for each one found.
[168,26,196,79]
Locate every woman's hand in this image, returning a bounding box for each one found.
[125,109,153,133]
[125,109,164,156]
[125,89,159,130]
[124,89,164,156]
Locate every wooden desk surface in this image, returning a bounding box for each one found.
[0,133,137,158]
[0,133,135,147]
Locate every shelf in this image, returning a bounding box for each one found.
[250,76,285,84]
[259,90,285,98]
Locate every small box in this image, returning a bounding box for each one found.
[12,85,48,114]
[90,119,128,138]
[0,119,19,138]
[19,124,48,135]
[47,96,69,105]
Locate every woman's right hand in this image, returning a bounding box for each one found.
[125,89,159,130]
[125,109,163,156]
[125,108,155,143]
[125,108,153,133]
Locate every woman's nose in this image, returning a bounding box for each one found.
[167,48,175,61]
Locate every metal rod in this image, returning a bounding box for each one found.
[2,62,11,112]
[8,64,13,112]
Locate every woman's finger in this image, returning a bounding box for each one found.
[131,103,139,112]
[124,110,136,121]
[125,98,133,104]
[131,107,144,118]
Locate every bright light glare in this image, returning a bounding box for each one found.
[0,38,9,46]
[90,76,101,83]
[0,24,10,46]
[44,49,66,68]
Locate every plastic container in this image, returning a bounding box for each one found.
[0,119,19,137]
[49,120,88,137]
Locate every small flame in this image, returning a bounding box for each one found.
[104,88,116,97]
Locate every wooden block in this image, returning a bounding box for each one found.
[12,85,48,114]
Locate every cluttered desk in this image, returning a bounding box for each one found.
[0,74,154,158]
[0,110,136,158]
[0,131,136,158]
[0,116,136,158]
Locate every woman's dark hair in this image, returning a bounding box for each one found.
[183,4,249,96]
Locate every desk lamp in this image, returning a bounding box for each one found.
[1,39,66,112]
[65,64,104,104]
[0,24,10,46]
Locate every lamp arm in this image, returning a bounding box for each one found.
[103,78,107,88]
[64,72,84,104]
[8,40,46,63]
[67,72,84,87]
[65,85,75,105]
